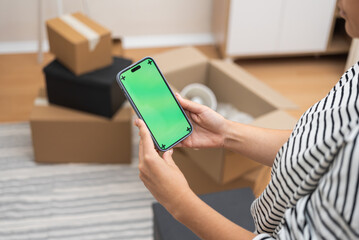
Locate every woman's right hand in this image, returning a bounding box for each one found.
[175,93,228,149]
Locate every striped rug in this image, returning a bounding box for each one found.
[0,122,155,240]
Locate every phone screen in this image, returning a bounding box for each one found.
[117,57,192,151]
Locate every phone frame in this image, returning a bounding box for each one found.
[116,56,193,151]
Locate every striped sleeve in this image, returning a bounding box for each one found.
[253,128,359,240]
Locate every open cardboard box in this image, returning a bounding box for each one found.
[30,89,132,164]
[154,47,298,184]
[173,147,271,197]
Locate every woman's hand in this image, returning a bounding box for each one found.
[135,119,256,240]
[175,93,227,149]
[134,119,195,214]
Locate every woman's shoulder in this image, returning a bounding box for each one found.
[330,61,359,94]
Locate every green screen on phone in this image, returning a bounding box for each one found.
[117,57,192,151]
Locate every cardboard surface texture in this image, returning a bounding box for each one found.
[30,90,132,164]
[173,148,269,196]
[154,47,298,184]
[46,12,112,75]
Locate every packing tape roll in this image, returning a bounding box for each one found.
[60,14,100,51]
[180,83,217,110]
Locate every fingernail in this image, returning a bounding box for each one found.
[134,119,139,125]
[175,92,181,98]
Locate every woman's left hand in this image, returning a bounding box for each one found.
[135,119,256,240]
[134,119,195,215]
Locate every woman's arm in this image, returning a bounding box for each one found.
[135,119,256,240]
[173,190,256,240]
[223,121,291,166]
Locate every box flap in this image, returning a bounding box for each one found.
[31,104,108,122]
[173,149,256,195]
[47,17,87,45]
[209,60,298,110]
[153,47,208,75]
[153,47,209,90]
[208,62,276,117]
[250,110,298,130]
[222,152,261,184]
[72,12,110,36]
[46,12,110,45]
[182,148,225,183]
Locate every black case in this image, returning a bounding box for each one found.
[43,57,132,118]
[153,188,255,240]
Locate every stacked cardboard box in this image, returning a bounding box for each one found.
[46,12,113,75]
[43,56,132,118]
[30,13,133,164]
[30,90,132,164]
[44,12,132,118]
[152,47,298,194]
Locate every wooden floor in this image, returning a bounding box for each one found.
[0,43,347,122]
[237,55,347,119]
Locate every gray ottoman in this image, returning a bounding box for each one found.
[153,188,255,240]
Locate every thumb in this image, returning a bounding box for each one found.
[176,93,204,114]
[162,148,176,166]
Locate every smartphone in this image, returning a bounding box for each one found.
[116,57,192,151]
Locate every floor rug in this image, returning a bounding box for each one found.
[0,122,155,240]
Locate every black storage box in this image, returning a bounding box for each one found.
[153,188,255,240]
[43,57,132,118]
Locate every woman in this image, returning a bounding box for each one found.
[135,0,359,239]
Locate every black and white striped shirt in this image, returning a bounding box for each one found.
[251,62,359,239]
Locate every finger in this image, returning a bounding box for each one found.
[135,119,156,155]
[162,148,176,166]
[175,93,205,114]
[133,117,139,126]
[138,139,144,165]
[190,112,201,123]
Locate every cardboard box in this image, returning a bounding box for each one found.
[46,12,112,75]
[43,57,132,118]
[153,47,298,184]
[173,148,270,196]
[30,90,132,164]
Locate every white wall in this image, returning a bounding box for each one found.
[0,0,213,53]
